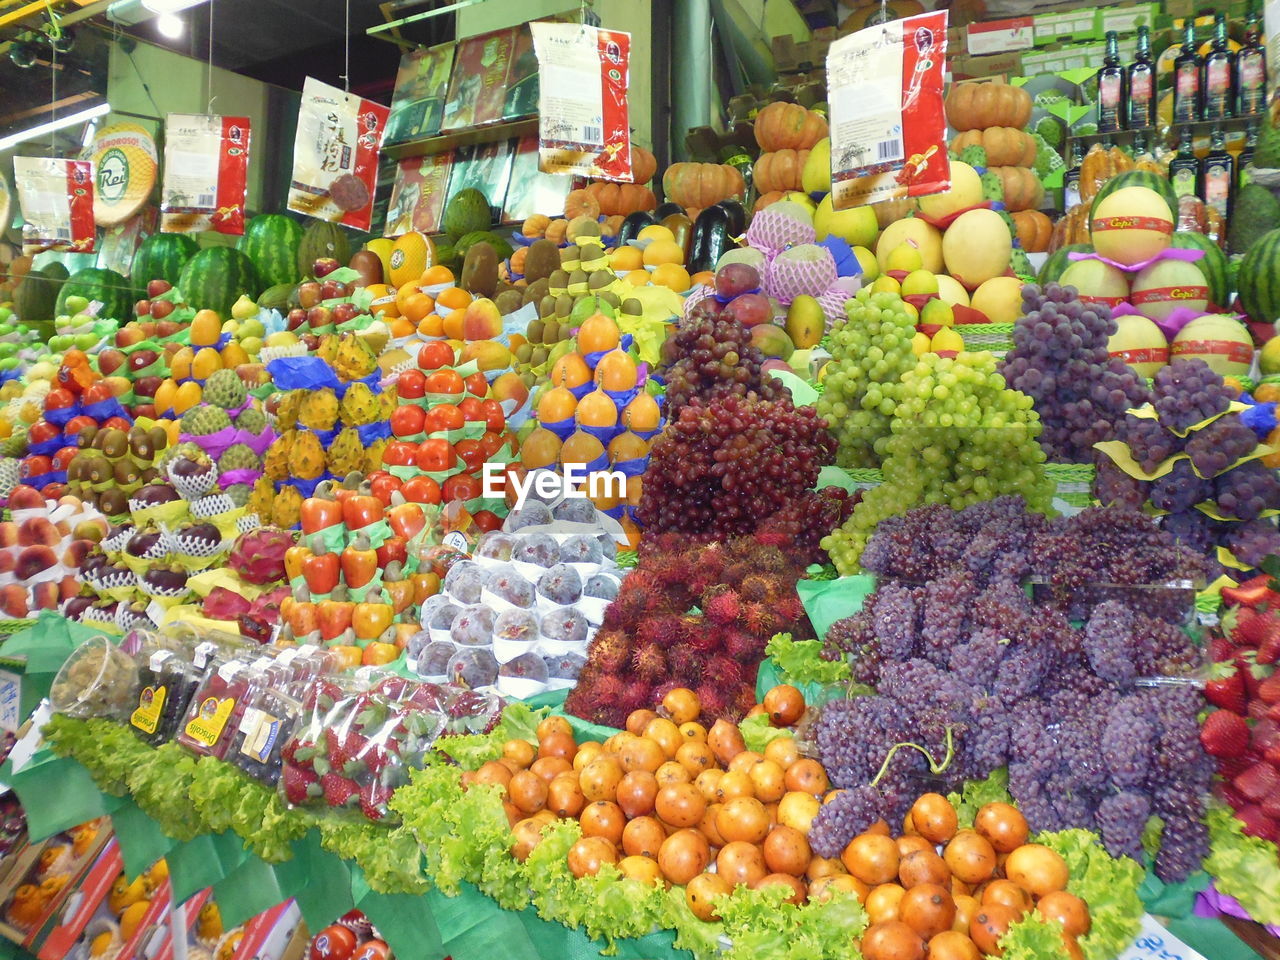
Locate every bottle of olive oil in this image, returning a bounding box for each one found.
[1127,25,1157,130]
[1096,31,1127,134]
[1237,6,1268,116]
[1063,141,1084,210]
[1200,124,1235,218]
[1169,126,1200,199]
[1202,13,1236,121]
[1173,20,1202,123]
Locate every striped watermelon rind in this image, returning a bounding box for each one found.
[296,221,351,279]
[178,248,262,317]
[54,268,132,322]
[239,214,303,288]
[1089,170,1179,223]
[1038,243,1092,286]
[1238,227,1280,324]
[1170,232,1229,309]
[130,233,198,297]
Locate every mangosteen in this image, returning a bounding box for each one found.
[125,529,164,557]
[63,596,93,621]
[143,565,188,593]
[178,522,221,547]
[169,455,213,478]
[134,483,180,505]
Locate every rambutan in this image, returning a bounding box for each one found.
[724,628,766,663]
[730,686,758,721]
[646,551,692,587]
[703,588,742,626]
[739,574,774,604]
[695,684,731,724]
[567,672,629,726]
[666,643,704,684]
[637,614,685,648]
[612,586,651,624]
[703,654,745,689]
[589,629,634,673]
[618,681,653,715]
[686,618,721,652]
[776,594,804,624]
[741,602,776,635]
[631,642,668,681]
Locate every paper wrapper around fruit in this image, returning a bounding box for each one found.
[183,569,261,602]
[307,522,347,554]
[168,463,218,500]
[1126,400,1251,438]
[1067,246,1203,275]
[120,551,170,579]
[348,518,394,550]
[128,498,190,528]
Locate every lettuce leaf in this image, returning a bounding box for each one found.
[947,768,1012,829]
[765,634,850,687]
[1000,913,1074,960]
[739,713,791,753]
[1205,801,1280,926]
[434,701,549,770]
[1036,828,1144,960]
[43,715,152,796]
[319,820,427,894]
[126,742,204,842]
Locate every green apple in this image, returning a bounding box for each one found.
[0,324,13,337]
[48,335,69,352]
[237,319,264,340]
[64,295,90,314]
[74,333,99,350]
[239,336,263,356]
[0,358,19,371]
[72,312,94,326]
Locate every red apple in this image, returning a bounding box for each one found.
[299,334,321,352]
[297,282,323,308]
[155,319,180,338]
[150,299,176,321]
[313,258,340,278]
[128,349,159,373]
[286,308,308,330]
[307,306,334,329]
[721,292,772,328]
[147,279,173,298]
[320,279,349,300]
[97,349,127,376]
[133,300,151,317]
[132,376,161,399]
[131,404,157,420]
[333,302,360,324]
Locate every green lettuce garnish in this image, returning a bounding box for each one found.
[43,715,152,796]
[765,633,850,686]
[1205,801,1280,926]
[127,743,202,842]
[739,713,790,753]
[999,913,1075,960]
[1036,828,1145,960]
[318,820,426,894]
[947,768,1012,829]
[434,701,549,770]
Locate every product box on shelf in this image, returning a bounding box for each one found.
[771,26,838,73]
[0,825,114,950]
[966,16,1035,56]
[384,42,456,146]
[35,840,125,960]
[950,50,1024,79]
[1033,7,1098,44]
[441,27,517,131]
[946,26,968,56]
[113,874,171,960]
[1096,2,1158,38]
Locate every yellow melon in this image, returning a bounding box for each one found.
[970,276,1024,324]
[917,161,982,221]
[874,218,943,274]
[1090,186,1173,266]
[1171,314,1253,378]
[1109,314,1169,379]
[389,231,434,288]
[935,274,971,308]
[941,209,1012,290]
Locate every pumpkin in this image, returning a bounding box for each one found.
[754,101,828,152]
[754,190,787,213]
[628,145,658,185]
[604,214,625,236]
[950,127,1037,167]
[585,181,657,216]
[564,189,602,220]
[944,81,1032,132]
[753,149,810,194]
[544,219,569,244]
[1078,144,1133,204]
[662,162,745,209]
[522,214,550,237]
[1011,209,1053,252]
[1048,204,1090,253]
[988,166,1044,212]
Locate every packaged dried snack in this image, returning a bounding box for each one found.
[50,637,141,721]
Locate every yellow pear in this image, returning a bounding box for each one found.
[885,243,924,274]
[870,275,901,296]
[852,246,879,281]
[802,138,832,194]
[231,295,258,321]
[264,331,299,348]
[921,298,955,327]
[930,327,965,355]
[814,194,879,248]
[785,295,826,350]
[912,331,931,355]
[935,274,971,308]
[901,270,939,297]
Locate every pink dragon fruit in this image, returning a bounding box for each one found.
[202,587,251,621]
[228,526,296,585]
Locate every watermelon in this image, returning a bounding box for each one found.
[1037,243,1092,286]
[1238,227,1280,324]
[55,268,132,322]
[1089,170,1178,223]
[1170,232,1229,308]
[178,248,262,317]
[238,214,303,288]
[13,268,61,323]
[130,233,198,296]
[296,221,351,279]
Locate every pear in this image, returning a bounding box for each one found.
[901,270,939,297]
[912,331,931,356]
[802,138,832,194]
[885,243,924,274]
[785,295,825,350]
[231,294,258,321]
[870,276,901,296]
[930,327,964,357]
[852,246,879,281]
[921,298,955,328]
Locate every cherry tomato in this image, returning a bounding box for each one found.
[400,475,442,504]
[424,369,464,395]
[380,440,417,467]
[397,369,426,399]
[454,439,485,474]
[417,341,455,371]
[390,404,425,437]
[416,438,454,472]
[442,471,481,503]
[482,399,506,433]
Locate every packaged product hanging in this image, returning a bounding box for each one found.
[14,157,96,255]
[288,77,389,231]
[530,21,632,181]
[827,9,950,209]
[161,114,251,235]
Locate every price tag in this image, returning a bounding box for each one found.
[531,22,632,181]
[162,114,251,235]
[13,157,96,255]
[1119,915,1208,960]
[0,669,20,734]
[827,11,950,209]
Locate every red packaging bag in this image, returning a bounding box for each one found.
[161,114,251,235]
[14,157,95,255]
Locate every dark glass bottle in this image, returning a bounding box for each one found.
[1169,126,1200,199]
[1238,7,1268,116]
[1063,141,1084,210]
[1097,31,1127,133]
[1127,25,1157,130]
[1202,13,1236,121]
[1201,125,1235,218]
[1174,20,1202,123]
[1240,119,1259,188]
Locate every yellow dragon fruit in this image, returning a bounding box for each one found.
[315,334,340,367]
[247,475,274,520]
[327,428,365,477]
[263,431,294,481]
[274,390,303,431]
[289,431,326,480]
[340,382,380,426]
[271,486,303,528]
[298,389,339,431]
[334,333,379,382]
[366,437,389,473]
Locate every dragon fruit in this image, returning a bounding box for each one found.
[228,526,296,585]
[239,586,291,643]
[766,243,838,306]
[202,587,252,621]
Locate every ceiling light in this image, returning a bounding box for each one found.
[141,0,206,14]
[0,102,110,152]
[156,12,183,37]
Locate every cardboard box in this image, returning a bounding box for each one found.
[950,50,1024,79]
[771,27,837,73]
[36,841,124,960]
[1097,3,1158,38]
[1033,7,1098,44]
[1022,47,1068,74]
[947,26,968,56]
[967,17,1035,55]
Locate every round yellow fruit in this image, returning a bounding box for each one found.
[637,224,675,244]
[875,218,943,274]
[813,194,879,248]
[970,276,1025,324]
[1090,186,1173,266]
[1171,314,1253,377]
[942,208,1012,290]
[1109,314,1169,379]
[917,161,982,221]
[935,274,970,308]
[852,246,879,281]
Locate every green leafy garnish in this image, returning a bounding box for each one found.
[127,743,202,842]
[318,820,426,894]
[1205,801,1280,926]
[434,701,549,770]
[765,633,850,686]
[947,768,1012,829]
[43,715,152,796]
[739,713,790,753]
[1036,829,1145,960]
[999,913,1075,959]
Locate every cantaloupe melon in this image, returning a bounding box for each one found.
[970,276,1024,324]
[917,161,982,221]
[1058,258,1131,307]
[1108,314,1169,378]
[1129,259,1210,322]
[1171,314,1253,377]
[941,209,1012,290]
[875,218,943,274]
[1090,186,1174,266]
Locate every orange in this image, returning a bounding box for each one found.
[420,264,455,286]
[436,286,473,311]
[690,270,715,287]
[624,270,651,287]
[637,224,675,244]
[418,314,445,338]
[442,308,467,340]
[650,263,691,292]
[642,239,684,267]
[551,352,592,389]
[366,283,400,318]
[396,282,423,312]
[389,231,435,287]
[610,246,644,271]
[401,293,436,324]
[595,350,638,391]
[388,316,416,338]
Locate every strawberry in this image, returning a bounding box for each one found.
[325,729,364,769]
[1234,803,1279,843]
[1262,787,1280,820]
[1232,607,1270,647]
[321,773,360,808]
[1258,673,1280,705]
[1260,623,1280,665]
[1205,663,1248,712]
[1218,783,1248,810]
[282,765,318,805]
[1222,574,1280,610]
[1201,710,1251,758]
[358,781,393,821]
[1209,633,1240,663]
[1217,752,1254,782]
[1234,761,1280,801]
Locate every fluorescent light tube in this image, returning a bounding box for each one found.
[0,102,111,152]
